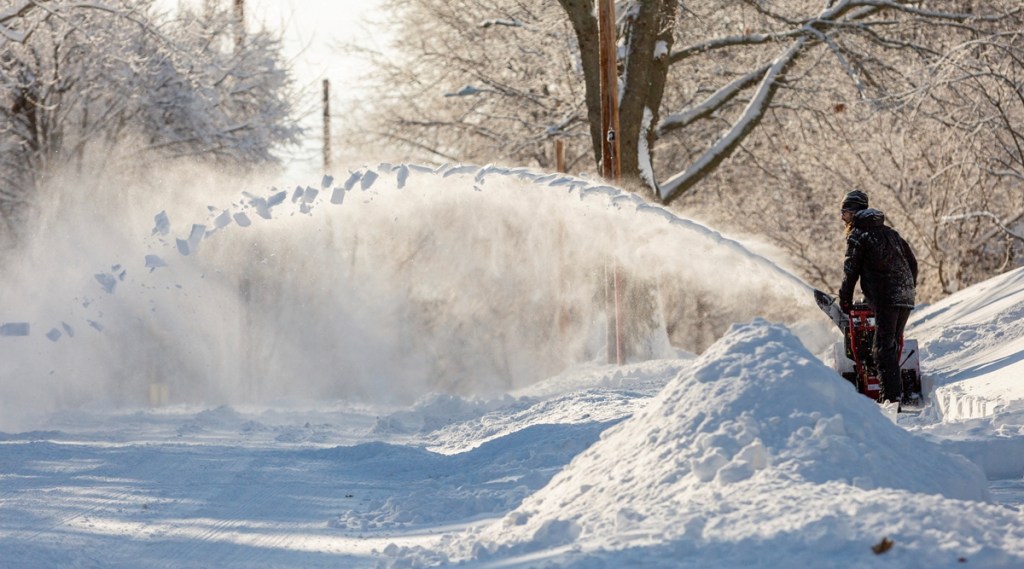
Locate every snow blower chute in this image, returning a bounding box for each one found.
[814,290,922,405]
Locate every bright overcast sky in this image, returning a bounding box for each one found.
[160,0,384,90]
[159,0,387,177]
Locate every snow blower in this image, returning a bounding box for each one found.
[814,290,922,405]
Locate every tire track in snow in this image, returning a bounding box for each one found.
[148,446,359,567]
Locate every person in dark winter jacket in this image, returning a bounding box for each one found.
[838,190,918,404]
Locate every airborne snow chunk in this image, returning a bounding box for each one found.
[321,174,333,188]
[303,187,319,203]
[330,186,346,205]
[46,328,61,342]
[477,164,509,180]
[360,170,379,190]
[176,238,190,256]
[291,185,304,203]
[343,171,362,191]
[0,322,29,336]
[252,197,271,220]
[95,273,117,294]
[267,190,287,208]
[396,165,410,189]
[145,254,168,272]
[152,210,170,236]
[213,209,232,230]
[443,165,479,178]
[233,212,251,227]
[444,85,482,97]
[186,224,205,254]
[61,322,74,337]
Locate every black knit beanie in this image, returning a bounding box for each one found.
[841,189,869,212]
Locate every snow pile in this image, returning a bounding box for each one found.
[910,267,1024,421]
[898,267,1024,479]
[370,393,524,436]
[403,359,692,455]
[436,320,1022,568]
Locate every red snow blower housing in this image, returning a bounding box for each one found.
[814,290,922,405]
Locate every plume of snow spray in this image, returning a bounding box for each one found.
[0,163,823,430]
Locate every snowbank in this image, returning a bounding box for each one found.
[911,267,1024,422]
[441,320,1021,568]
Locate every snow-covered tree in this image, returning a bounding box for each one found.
[0,0,301,242]
[350,0,1023,301]
[688,5,1024,300]
[340,0,592,171]
[349,1,1018,201]
[877,28,1024,296]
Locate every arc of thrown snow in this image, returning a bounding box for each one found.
[632,201,814,296]
[29,162,816,343]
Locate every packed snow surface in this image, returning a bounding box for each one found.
[1,164,1023,568]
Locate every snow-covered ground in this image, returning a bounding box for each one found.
[1,165,1023,568]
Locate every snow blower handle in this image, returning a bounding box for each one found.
[900,349,917,368]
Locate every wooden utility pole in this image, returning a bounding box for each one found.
[323,79,332,173]
[598,0,624,366]
[554,139,566,173]
[598,0,621,182]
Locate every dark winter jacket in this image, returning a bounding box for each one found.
[839,208,918,309]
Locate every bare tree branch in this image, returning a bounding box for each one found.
[660,38,806,202]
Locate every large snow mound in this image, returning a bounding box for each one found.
[446,320,1022,568]
[910,266,1024,421]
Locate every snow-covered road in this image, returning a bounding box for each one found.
[3,165,1024,567]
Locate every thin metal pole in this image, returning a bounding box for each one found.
[233,0,245,51]
[323,79,331,173]
[613,266,623,364]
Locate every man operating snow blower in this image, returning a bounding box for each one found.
[837,190,919,406]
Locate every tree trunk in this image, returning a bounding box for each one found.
[619,0,676,197]
[556,0,602,171]
[558,0,677,194]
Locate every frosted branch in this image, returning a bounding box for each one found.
[659,38,807,203]
[657,66,769,137]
